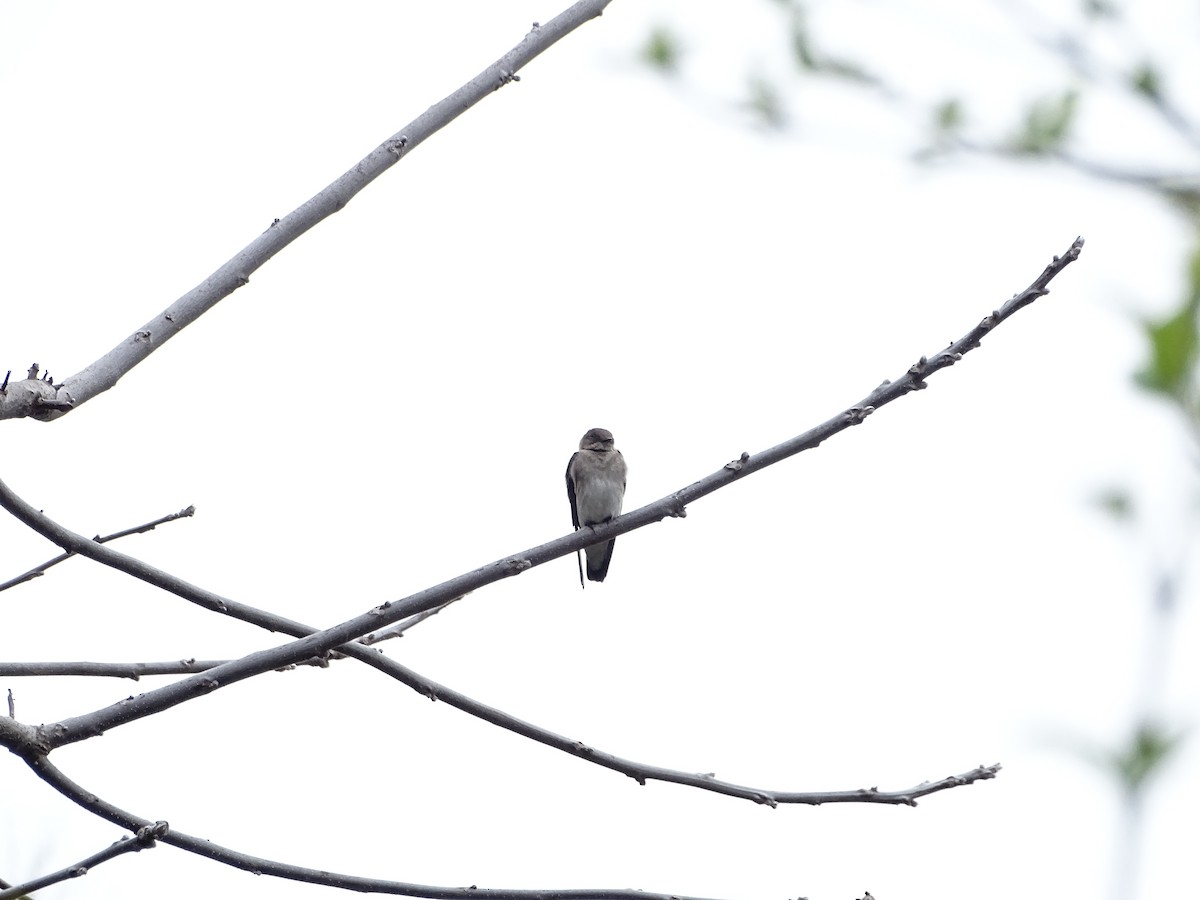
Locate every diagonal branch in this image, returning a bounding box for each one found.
[15,750,726,900]
[9,750,992,899]
[0,822,168,900]
[0,239,1080,793]
[0,505,194,593]
[0,0,614,423]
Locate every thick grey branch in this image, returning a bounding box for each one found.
[0,0,613,423]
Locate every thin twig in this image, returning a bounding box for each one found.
[0,505,194,593]
[359,595,466,645]
[0,822,168,900]
[0,1,615,423]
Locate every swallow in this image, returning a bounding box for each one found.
[566,428,627,585]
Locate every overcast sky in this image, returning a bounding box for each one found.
[1,3,1197,900]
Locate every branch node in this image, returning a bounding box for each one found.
[665,495,688,518]
[134,331,152,343]
[504,556,532,575]
[845,406,875,423]
[723,452,751,472]
[136,821,170,846]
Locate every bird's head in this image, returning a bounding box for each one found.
[579,428,615,451]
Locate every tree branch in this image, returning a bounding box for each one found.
[5,237,1080,737]
[359,596,466,644]
[15,752,727,900]
[0,658,326,680]
[0,239,1080,798]
[0,0,614,423]
[0,822,168,900]
[0,505,194,593]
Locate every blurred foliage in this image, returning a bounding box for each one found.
[641,26,680,73]
[746,75,786,129]
[1129,62,1162,103]
[1010,89,1080,155]
[934,97,964,134]
[1134,240,1200,410]
[784,0,878,84]
[1093,487,1135,523]
[636,0,1199,893]
[1092,722,1186,797]
[1083,0,1118,19]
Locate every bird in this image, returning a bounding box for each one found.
[565,428,627,586]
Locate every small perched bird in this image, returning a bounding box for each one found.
[566,428,627,586]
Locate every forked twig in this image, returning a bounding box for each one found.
[0,506,194,593]
[0,822,168,900]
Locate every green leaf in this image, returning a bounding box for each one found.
[1107,722,1185,795]
[935,98,964,133]
[1133,241,1200,402]
[1130,63,1162,101]
[1011,89,1079,154]
[1093,487,1135,522]
[641,27,681,73]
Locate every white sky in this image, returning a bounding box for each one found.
[1,2,1197,900]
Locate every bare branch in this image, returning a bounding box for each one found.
[0,505,194,593]
[0,239,1081,772]
[0,720,997,897]
[16,753,727,900]
[359,595,466,645]
[0,660,242,680]
[0,822,168,900]
[0,0,614,423]
[0,644,999,808]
